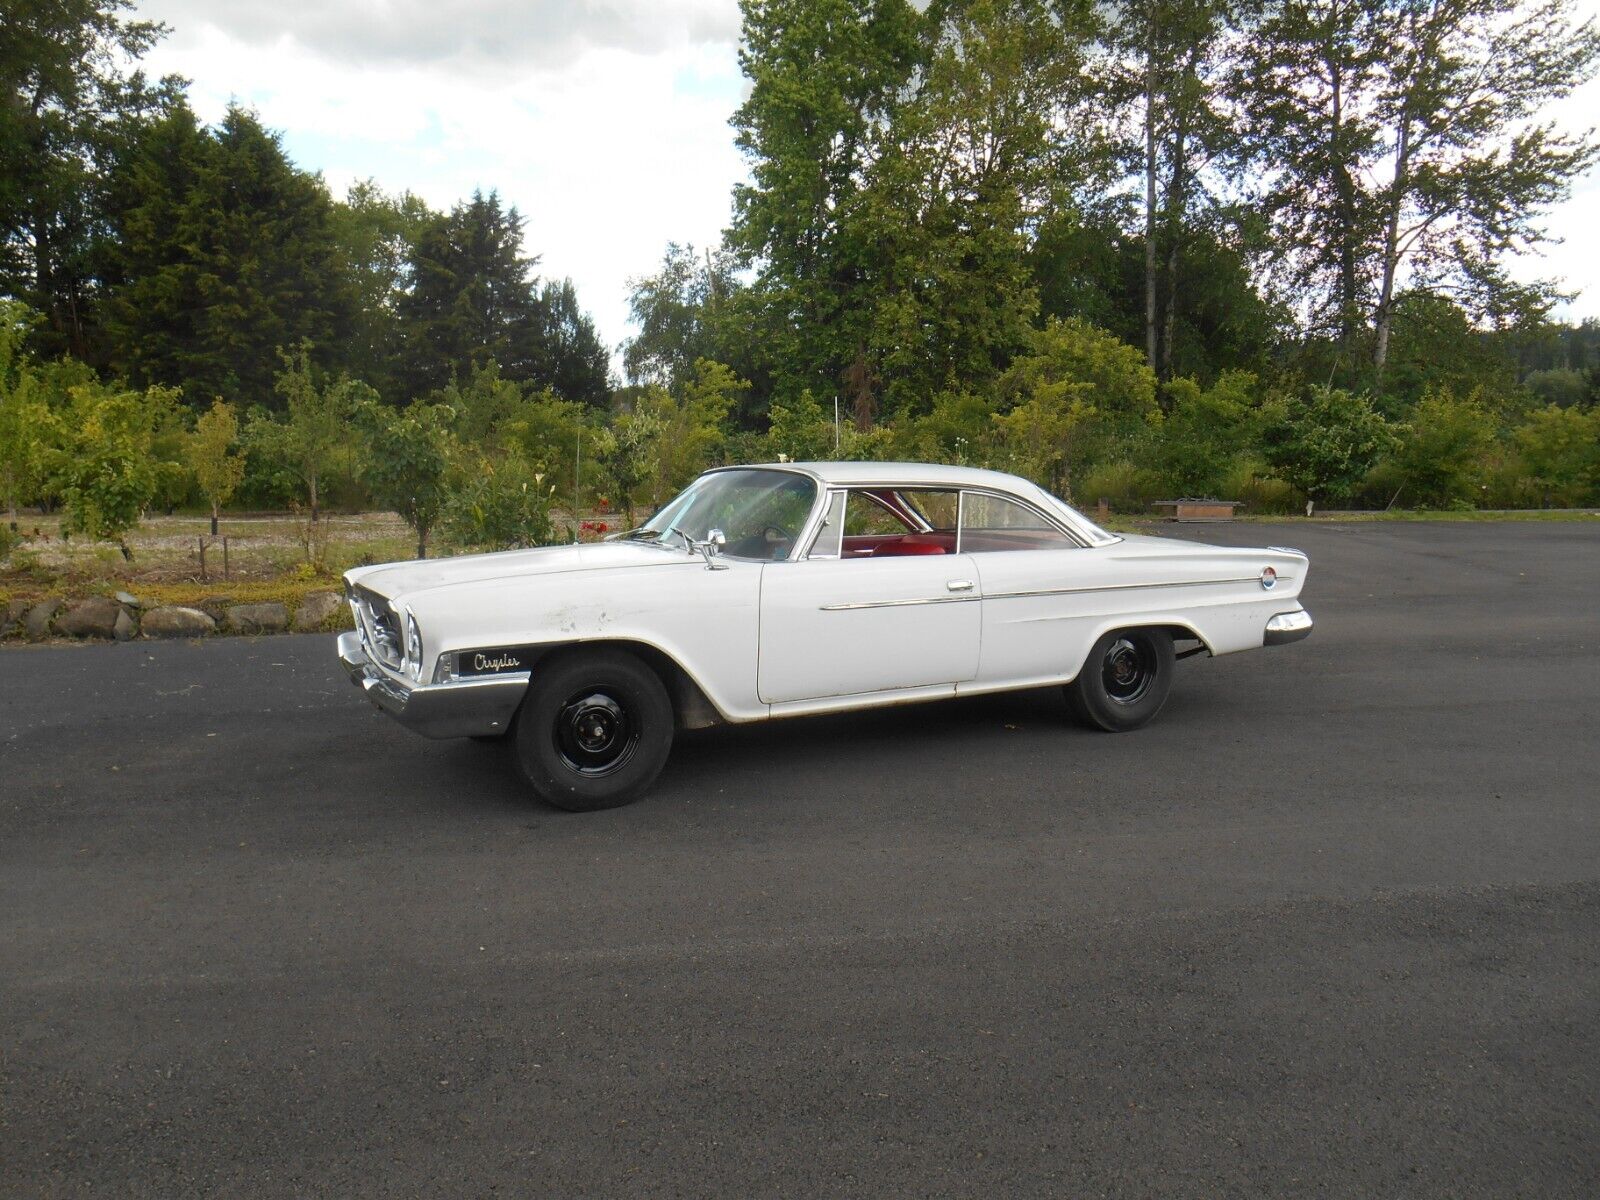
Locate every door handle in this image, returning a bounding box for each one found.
[946,579,974,592]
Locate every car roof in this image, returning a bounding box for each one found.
[705,461,1121,546]
[737,461,1044,492]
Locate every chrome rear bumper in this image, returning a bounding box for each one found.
[1264,608,1314,646]
[337,631,527,739]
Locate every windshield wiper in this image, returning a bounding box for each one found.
[622,525,692,550]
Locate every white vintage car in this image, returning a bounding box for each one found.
[338,462,1312,810]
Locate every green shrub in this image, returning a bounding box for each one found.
[1078,460,1163,513]
[440,455,556,551]
[1220,462,1299,514]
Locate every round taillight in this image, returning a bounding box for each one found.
[1260,566,1277,590]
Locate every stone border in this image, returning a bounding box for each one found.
[0,591,350,643]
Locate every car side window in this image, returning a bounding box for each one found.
[843,493,909,536]
[835,489,960,558]
[960,492,1078,553]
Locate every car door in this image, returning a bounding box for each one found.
[960,489,1098,686]
[757,489,981,704]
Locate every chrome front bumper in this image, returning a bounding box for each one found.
[337,631,528,739]
[1264,608,1314,646]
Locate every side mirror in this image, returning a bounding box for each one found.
[695,528,729,570]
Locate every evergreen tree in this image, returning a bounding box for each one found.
[0,0,181,359]
[530,278,611,408]
[398,190,544,398]
[104,104,352,409]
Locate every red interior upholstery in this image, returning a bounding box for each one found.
[872,538,948,557]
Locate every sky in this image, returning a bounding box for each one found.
[135,0,1600,372]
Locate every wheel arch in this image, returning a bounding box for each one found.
[1065,618,1213,682]
[524,639,727,730]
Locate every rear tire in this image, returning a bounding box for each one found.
[1065,628,1175,732]
[511,649,674,811]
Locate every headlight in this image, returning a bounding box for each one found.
[404,610,424,679]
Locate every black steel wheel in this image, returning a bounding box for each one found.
[512,649,673,811]
[554,691,640,777]
[1065,628,1175,732]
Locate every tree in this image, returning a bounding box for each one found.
[1260,384,1394,503]
[1155,371,1259,495]
[330,180,435,399]
[529,278,611,407]
[0,301,53,522]
[399,191,543,398]
[1103,0,1249,380]
[1032,211,1278,384]
[1515,404,1598,505]
[48,381,180,550]
[992,318,1159,497]
[1390,386,1496,507]
[356,398,454,558]
[727,0,922,414]
[1375,292,1520,414]
[104,104,353,408]
[273,342,352,521]
[0,0,181,359]
[189,398,245,534]
[623,242,742,391]
[1238,0,1600,375]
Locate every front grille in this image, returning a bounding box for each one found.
[351,589,403,672]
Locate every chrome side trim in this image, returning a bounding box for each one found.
[819,595,983,612]
[983,575,1265,601]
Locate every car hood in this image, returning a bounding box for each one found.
[345,540,693,601]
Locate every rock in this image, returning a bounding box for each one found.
[292,591,343,631]
[226,602,290,635]
[55,596,125,639]
[141,606,216,638]
[3,598,29,637]
[24,598,63,640]
[113,608,138,641]
[113,590,141,608]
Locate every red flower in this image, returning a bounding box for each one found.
[597,522,608,533]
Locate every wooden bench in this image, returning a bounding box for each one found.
[1151,499,1242,522]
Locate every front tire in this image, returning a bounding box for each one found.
[1065,628,1175,732]
[512,649,674,811]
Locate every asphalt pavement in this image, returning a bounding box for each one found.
[3,521,1598,1197]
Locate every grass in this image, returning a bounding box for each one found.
[0,511,415,619]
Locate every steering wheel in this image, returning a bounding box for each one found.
[762,525,794,559]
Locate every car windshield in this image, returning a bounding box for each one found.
[632,469,818,561]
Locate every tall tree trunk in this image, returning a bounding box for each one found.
[309,474,320,523]
[1372,120,1412,382]
[1143,33,1159,370]
[210,501,219,536]
[1160,107,1191,385]
[1328,54,1361,351]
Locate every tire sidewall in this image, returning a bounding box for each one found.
[1068,628,1175,732]
[512,649,674,811]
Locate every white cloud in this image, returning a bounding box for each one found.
[141,0,740,70]
[137,2,751,367]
